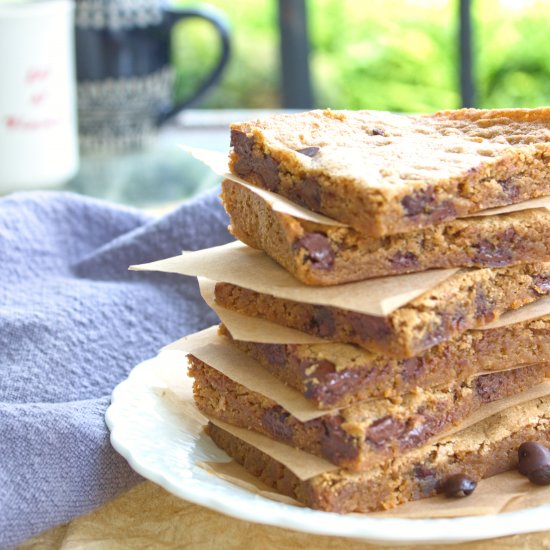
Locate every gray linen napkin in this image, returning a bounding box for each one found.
[0,189,232,549]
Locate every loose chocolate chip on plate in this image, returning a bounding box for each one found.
[518,441,550,475]
[527,466,550,486]
[441,474,477,498]
[296,146,320,157]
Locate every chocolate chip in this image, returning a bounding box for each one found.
[310,307,335,337]
[472,228,516,267]
[292,233,335,270]
[413,464,438,496]
[372,128,386,136]
[231,130,280,191]
[256,343,286,366]
[498,177,520,201]
[474,288,492,319]
[474,370,506,402]
[440,474,477,498]
[527,466,550,486]
[401,188,436,217]
[303,363,363,407]
[288,176,322,211]
[401,187,456,222]
[518,442,550,475]
[533,275,550,295]
[389,251,419,270]
[296,146,320,157]
[365,416,405,447]
[300,358,336,379]
[261,406,293,441]
[400,357,426,383]
[318,416,359,464]
[347,312,393,344]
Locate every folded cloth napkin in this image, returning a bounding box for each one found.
[0,189,232,549]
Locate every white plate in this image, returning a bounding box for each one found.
[106,351,550,545]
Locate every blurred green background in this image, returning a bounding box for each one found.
[172,0,550,112]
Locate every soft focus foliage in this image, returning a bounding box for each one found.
[173,0,550,112]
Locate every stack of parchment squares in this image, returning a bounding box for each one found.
[134,108,550,513]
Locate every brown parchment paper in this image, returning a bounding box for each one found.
[181,145,550,226]
[198,276,550,343]
[166,326,334,422]
[198,277,326,344]
[130,241,459,317]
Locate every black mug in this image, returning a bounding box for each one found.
[75,1,231,152]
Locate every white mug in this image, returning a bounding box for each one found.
[0,0,79,193]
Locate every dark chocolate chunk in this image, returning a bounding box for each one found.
[474,289,492,319]
[533,275,550,294]
[389,251,419,270]
[498,177,520,201]
[365,416,405,447]
[440,474,477,498]
[347,312,393,344]
[401,187,438,217]
[527,466,550,486]
[296,146,320,157]
[400,357,426,383]
[372,127,386,136]
[474,371,506,403]
[413,464,438,496]
[288,176,322,211]
[310,307,336,338]
[401,187,456,222]
[318,416,359,463]
[256,343,287,366]
[472,228,516,267]
[231,130,280,191]
[518,441,550,476]
[303,363,363,408]
[293,233,335,270]
[300,358,337,379]
[261,406,293,441]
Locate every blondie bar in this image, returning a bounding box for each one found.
[214,262,550,357]
[206,394,550,512]
[230,108,550,236]
[220,314,550,409]
[222,179,550,285]
[189,355,548,471]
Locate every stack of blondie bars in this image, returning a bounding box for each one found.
[147,108,550,512]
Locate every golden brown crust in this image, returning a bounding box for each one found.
[229,108,550,236]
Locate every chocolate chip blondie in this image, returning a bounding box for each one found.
[189,355,548,471]
[230,108,550,237]
[206,394,550,512]
[220,314,550,409]
[214,262,550,358]
[222,179,550,285]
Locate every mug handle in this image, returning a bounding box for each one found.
[158,5,231,124]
